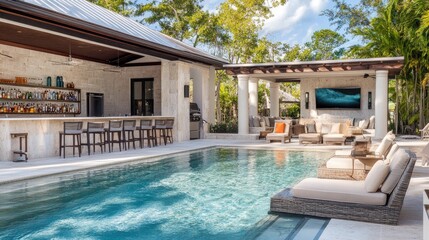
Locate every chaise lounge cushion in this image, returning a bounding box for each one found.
[292,178,387,205]
[364,160,390,193]
[381,149,411,194]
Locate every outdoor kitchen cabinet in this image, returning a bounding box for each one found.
[0,82,81,115]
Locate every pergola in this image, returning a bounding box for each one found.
[223,57,404,139]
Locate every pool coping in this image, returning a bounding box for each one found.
[0,140,338,186]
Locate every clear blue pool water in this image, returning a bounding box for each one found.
[0,148,332,240]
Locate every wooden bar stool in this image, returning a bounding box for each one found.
[11,133,28,162]
[123,119,137,150]
[138,119,156,148]
[165,119,174,144]
[59,122,83,158]
[105,120,122,152]
[154,120,167,146]
[83,122,105,155]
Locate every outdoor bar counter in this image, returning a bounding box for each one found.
[0,116,174,161]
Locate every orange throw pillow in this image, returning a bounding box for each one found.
[274,122,286,133]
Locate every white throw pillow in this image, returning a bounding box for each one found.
[253,116,261,127]
[321,124,332,134]
[358,119,369,129]
[384,144,399,164]
[374,138,393,156]
[249,116,254,127]
[381,149,410,194]
[364,160,390,193]
[368,116,375,129]
[330,123,341,134]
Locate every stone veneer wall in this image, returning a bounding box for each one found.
[300,76,376,120]
[0,44,161,117]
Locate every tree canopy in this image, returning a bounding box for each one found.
[89,0,429,132]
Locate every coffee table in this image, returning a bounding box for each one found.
[259,130,271,140]
[351,154,383,175]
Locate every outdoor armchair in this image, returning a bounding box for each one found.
[420,123,429,140]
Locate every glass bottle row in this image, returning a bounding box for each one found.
[0,87,79,101]
[0,102,79,114]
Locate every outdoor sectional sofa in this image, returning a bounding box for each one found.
[298,121,350,145]
[270,149,416,225]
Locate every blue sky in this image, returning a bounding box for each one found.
[203,0,361,46]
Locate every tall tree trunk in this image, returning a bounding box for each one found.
[420,84,424,129]
[394,77,399,134]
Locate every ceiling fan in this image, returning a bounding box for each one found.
[50,46,82,66]
[102,65,122,73]
[102,52,122,73]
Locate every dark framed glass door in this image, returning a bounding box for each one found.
[131,78,154,116]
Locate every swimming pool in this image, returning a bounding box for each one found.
[0,148,332,239]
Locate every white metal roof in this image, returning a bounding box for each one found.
[22,0,227,63]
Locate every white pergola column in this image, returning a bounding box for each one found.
[375,70,388,139]
[270,82,280,117]
[238,75,249,134]
[249,78,259,116]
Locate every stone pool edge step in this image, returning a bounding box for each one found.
[246,213,330,240]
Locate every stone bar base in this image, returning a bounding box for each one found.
[0,116,173,161]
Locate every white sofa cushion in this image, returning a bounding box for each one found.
[381,149,410,194]
[292,178,387,205]
[364,160,390,192]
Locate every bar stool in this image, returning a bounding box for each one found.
[165,119,174,144]
[105,120,122,152]
[59,122,83,158]
[83,122,105,155]
[123,119,137,150]
[11,133,28,162]
[154,120,167,146]
[138,119,156,148]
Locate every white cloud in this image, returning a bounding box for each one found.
[261,0,330,44]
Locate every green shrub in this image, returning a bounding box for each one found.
[210,122,238,133]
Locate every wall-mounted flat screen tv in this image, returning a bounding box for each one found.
[315,87,361,109]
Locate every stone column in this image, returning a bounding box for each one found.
[375,70,388,139]
[270,82,280,117]
[237,75,249,134]
[248,78,259,117]
[161,60,190,141]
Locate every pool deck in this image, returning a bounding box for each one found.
[0,138,427,240]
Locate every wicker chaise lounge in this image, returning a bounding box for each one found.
[270,150,416,225]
